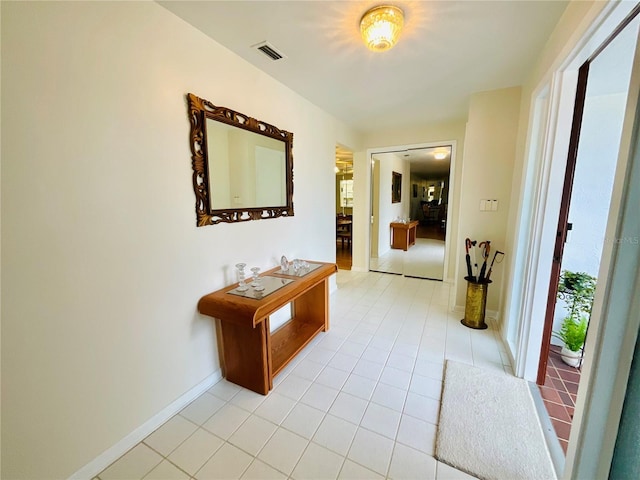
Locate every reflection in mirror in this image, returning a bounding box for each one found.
[392,171,402,203]
[370,146,452,281]
[187,93,294,226]
[206,119,286,210]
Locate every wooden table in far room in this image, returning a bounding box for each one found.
[390,220,419,251]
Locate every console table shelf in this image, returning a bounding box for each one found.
[198,261,337,395]
[271,320,324,377]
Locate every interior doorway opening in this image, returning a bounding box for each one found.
[369,144,453,280]
[335,145,354,270]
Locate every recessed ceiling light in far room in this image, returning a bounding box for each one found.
[360,5,404,52]
[434,151,448,160]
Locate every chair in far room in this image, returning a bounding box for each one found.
[336,214,352,249]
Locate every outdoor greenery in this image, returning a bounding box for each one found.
[552,270,597,352]
[553,316,588,352]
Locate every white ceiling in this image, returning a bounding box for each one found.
[373,146,451,177]
[159,1,568,133]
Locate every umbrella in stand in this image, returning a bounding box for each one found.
[485,251,505,282]
[470,240,479,281]
[464,238,475,282]
[478,241,491,283]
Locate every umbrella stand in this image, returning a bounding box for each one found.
[461,276,491,329]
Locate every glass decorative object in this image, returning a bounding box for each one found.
[250,267,265,291]
[235,263,249,291]
[360,5,404,52]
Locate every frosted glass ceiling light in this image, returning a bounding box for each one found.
[360,5,404,52]
[434,151,448,160]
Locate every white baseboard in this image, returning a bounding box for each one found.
[69,370,223,479]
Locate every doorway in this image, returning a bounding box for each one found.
[369,144,452,280]
[336,145,354,270]
[537,10,640,456]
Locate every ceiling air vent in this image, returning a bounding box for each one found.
[252,41,286,61]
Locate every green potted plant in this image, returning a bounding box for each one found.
[552,270,596,367]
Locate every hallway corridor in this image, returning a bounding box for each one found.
[98,271,513,479]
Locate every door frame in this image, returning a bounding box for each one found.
[536,61,590,385]
[568,15,640,478]
[537,4,640,386]
[505,1,640,478]
[365,140,458,285]
[506,0,640,381]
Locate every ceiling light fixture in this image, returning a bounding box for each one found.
[360,5,404,52]
[434,151,448,160]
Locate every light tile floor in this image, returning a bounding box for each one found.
[370,239,445,280]
[98,270,513,480]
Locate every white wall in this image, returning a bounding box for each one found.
[0,2,360,478]
[501,0,632,379]
[358,121,466,278]
[455,87,522,313]
[564,94,625,277]
[551,92,627,343]
[374,153,410,257]
[500,2,640,478]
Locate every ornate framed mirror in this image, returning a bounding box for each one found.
[187,93,294,226]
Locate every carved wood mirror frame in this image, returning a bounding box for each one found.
[187,93,294,226]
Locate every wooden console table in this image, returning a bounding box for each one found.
[390,220,419,251]
[198,261,337,395]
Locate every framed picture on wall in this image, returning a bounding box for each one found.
[392,172,402,203]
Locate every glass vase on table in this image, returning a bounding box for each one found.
[235,263,249,292]
[251,267,265,291]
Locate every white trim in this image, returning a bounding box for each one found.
[515,68,579,382]
[508,0,640,382]
[68,370,223,480]
[508,2,640,479]
[568,17,640,479]
[502,81,552,372]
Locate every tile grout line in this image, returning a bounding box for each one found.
[101,272,490,480]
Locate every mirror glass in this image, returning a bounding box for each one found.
[206,118,287,210]
[369,146,452,281]
[187,93,294,226]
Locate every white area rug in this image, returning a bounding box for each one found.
[436,361,557,480]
